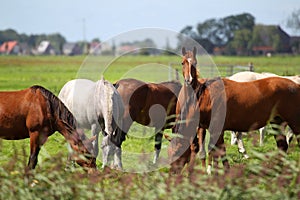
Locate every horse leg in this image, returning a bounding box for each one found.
[271,117,288,152]
[286,126,294,145]
[28,131,47,169]
[208,131,229,174]
[217,132,230,173]
[197,128,206,169]
[236,132,249,159]
[113,144,123,170]
[187,134,199,175]
[288,124,300,148]
[230,131,238,145]
[101,135,114,168]
[259,127,266,146]
[153,128,163,164]
[91,124,100,157]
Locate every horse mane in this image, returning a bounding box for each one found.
[195,77,221,99]
[30,85,77,130]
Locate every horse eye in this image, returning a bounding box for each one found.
[181,62,184,65]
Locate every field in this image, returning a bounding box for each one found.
[0,55,300,199]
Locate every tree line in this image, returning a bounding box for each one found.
[0,29,67,53]
[1,10,299,56]
[178,12,298,55]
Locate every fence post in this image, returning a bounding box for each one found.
[175,69,179,81]
[249,62,254,72]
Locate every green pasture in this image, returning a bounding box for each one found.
[0,55,300,199]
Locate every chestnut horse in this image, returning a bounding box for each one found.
[170,47,300,174]
[228,71,297,157]
[114,78,182,164]
[0,85,96,170]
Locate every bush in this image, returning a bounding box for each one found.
[0,145,299,199]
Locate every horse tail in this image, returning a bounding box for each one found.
[110,90,125,147]
[95,80,115,135]
[30,85,77,131]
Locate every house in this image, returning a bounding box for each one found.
[62,43,82,55]
[252,25,291,55]
[0,41,20,55]
[213,46,226,55]
[89,41,101,55]
[116,45,139,55]
[35,41,56,55]
[290,36,300,54]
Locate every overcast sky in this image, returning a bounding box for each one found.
[1,0,299,45]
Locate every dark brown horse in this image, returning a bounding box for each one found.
[170,47,300,174]
[0,85,96,170]
[113,78,182,164]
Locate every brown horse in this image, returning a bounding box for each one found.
[170,47,300,174]
[0,85,96,170]
[113,78,182,164]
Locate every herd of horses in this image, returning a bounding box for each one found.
[0,47,299,175]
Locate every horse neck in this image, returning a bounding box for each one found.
[191,77,201,91]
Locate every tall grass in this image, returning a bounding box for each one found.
[0,147,299,199]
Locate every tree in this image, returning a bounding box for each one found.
[178,25,214,53]
[286,8,300,34]
[229,29,252,55]
[47,33,66,54]
[0,29,20,43]
[196,13,255,46]
[91,38,101,43]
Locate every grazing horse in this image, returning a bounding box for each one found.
[58,78,124,169]
[0,85,96,170]
[113,78,182,164]
[169,47,300,174]
[228,71,298,157]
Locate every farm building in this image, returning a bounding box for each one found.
[0,41,20,55]
[89,41,101,55]
[62,43,82,56]
[35,41,56,55]
[251,25,291,55]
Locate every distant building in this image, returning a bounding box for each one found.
[290,36,300,54]
[0,41,20,55]
[62,43,82,55]
[116,45,139,55]
[251,25,291,55]
[35,41,56,55]
[89,41,101,55]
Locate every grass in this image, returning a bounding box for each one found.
[0,54,300,199]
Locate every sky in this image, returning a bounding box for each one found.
[1,0,299,46]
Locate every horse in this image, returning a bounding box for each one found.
[169,47,300,174]
[58,78,124,169]
[113,78,182,164]
[0,85,96,170]
[228,71,298,157]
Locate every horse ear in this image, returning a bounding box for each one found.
[193,47,197,57]
[182,47,186,55]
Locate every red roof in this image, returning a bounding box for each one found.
[252,46,274,52]
[0,41,18,53]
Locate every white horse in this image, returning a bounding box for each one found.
[58,78,124,169]
[228,71,296,158]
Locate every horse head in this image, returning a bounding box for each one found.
[181,47,198,85]
[68,128,97,169]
